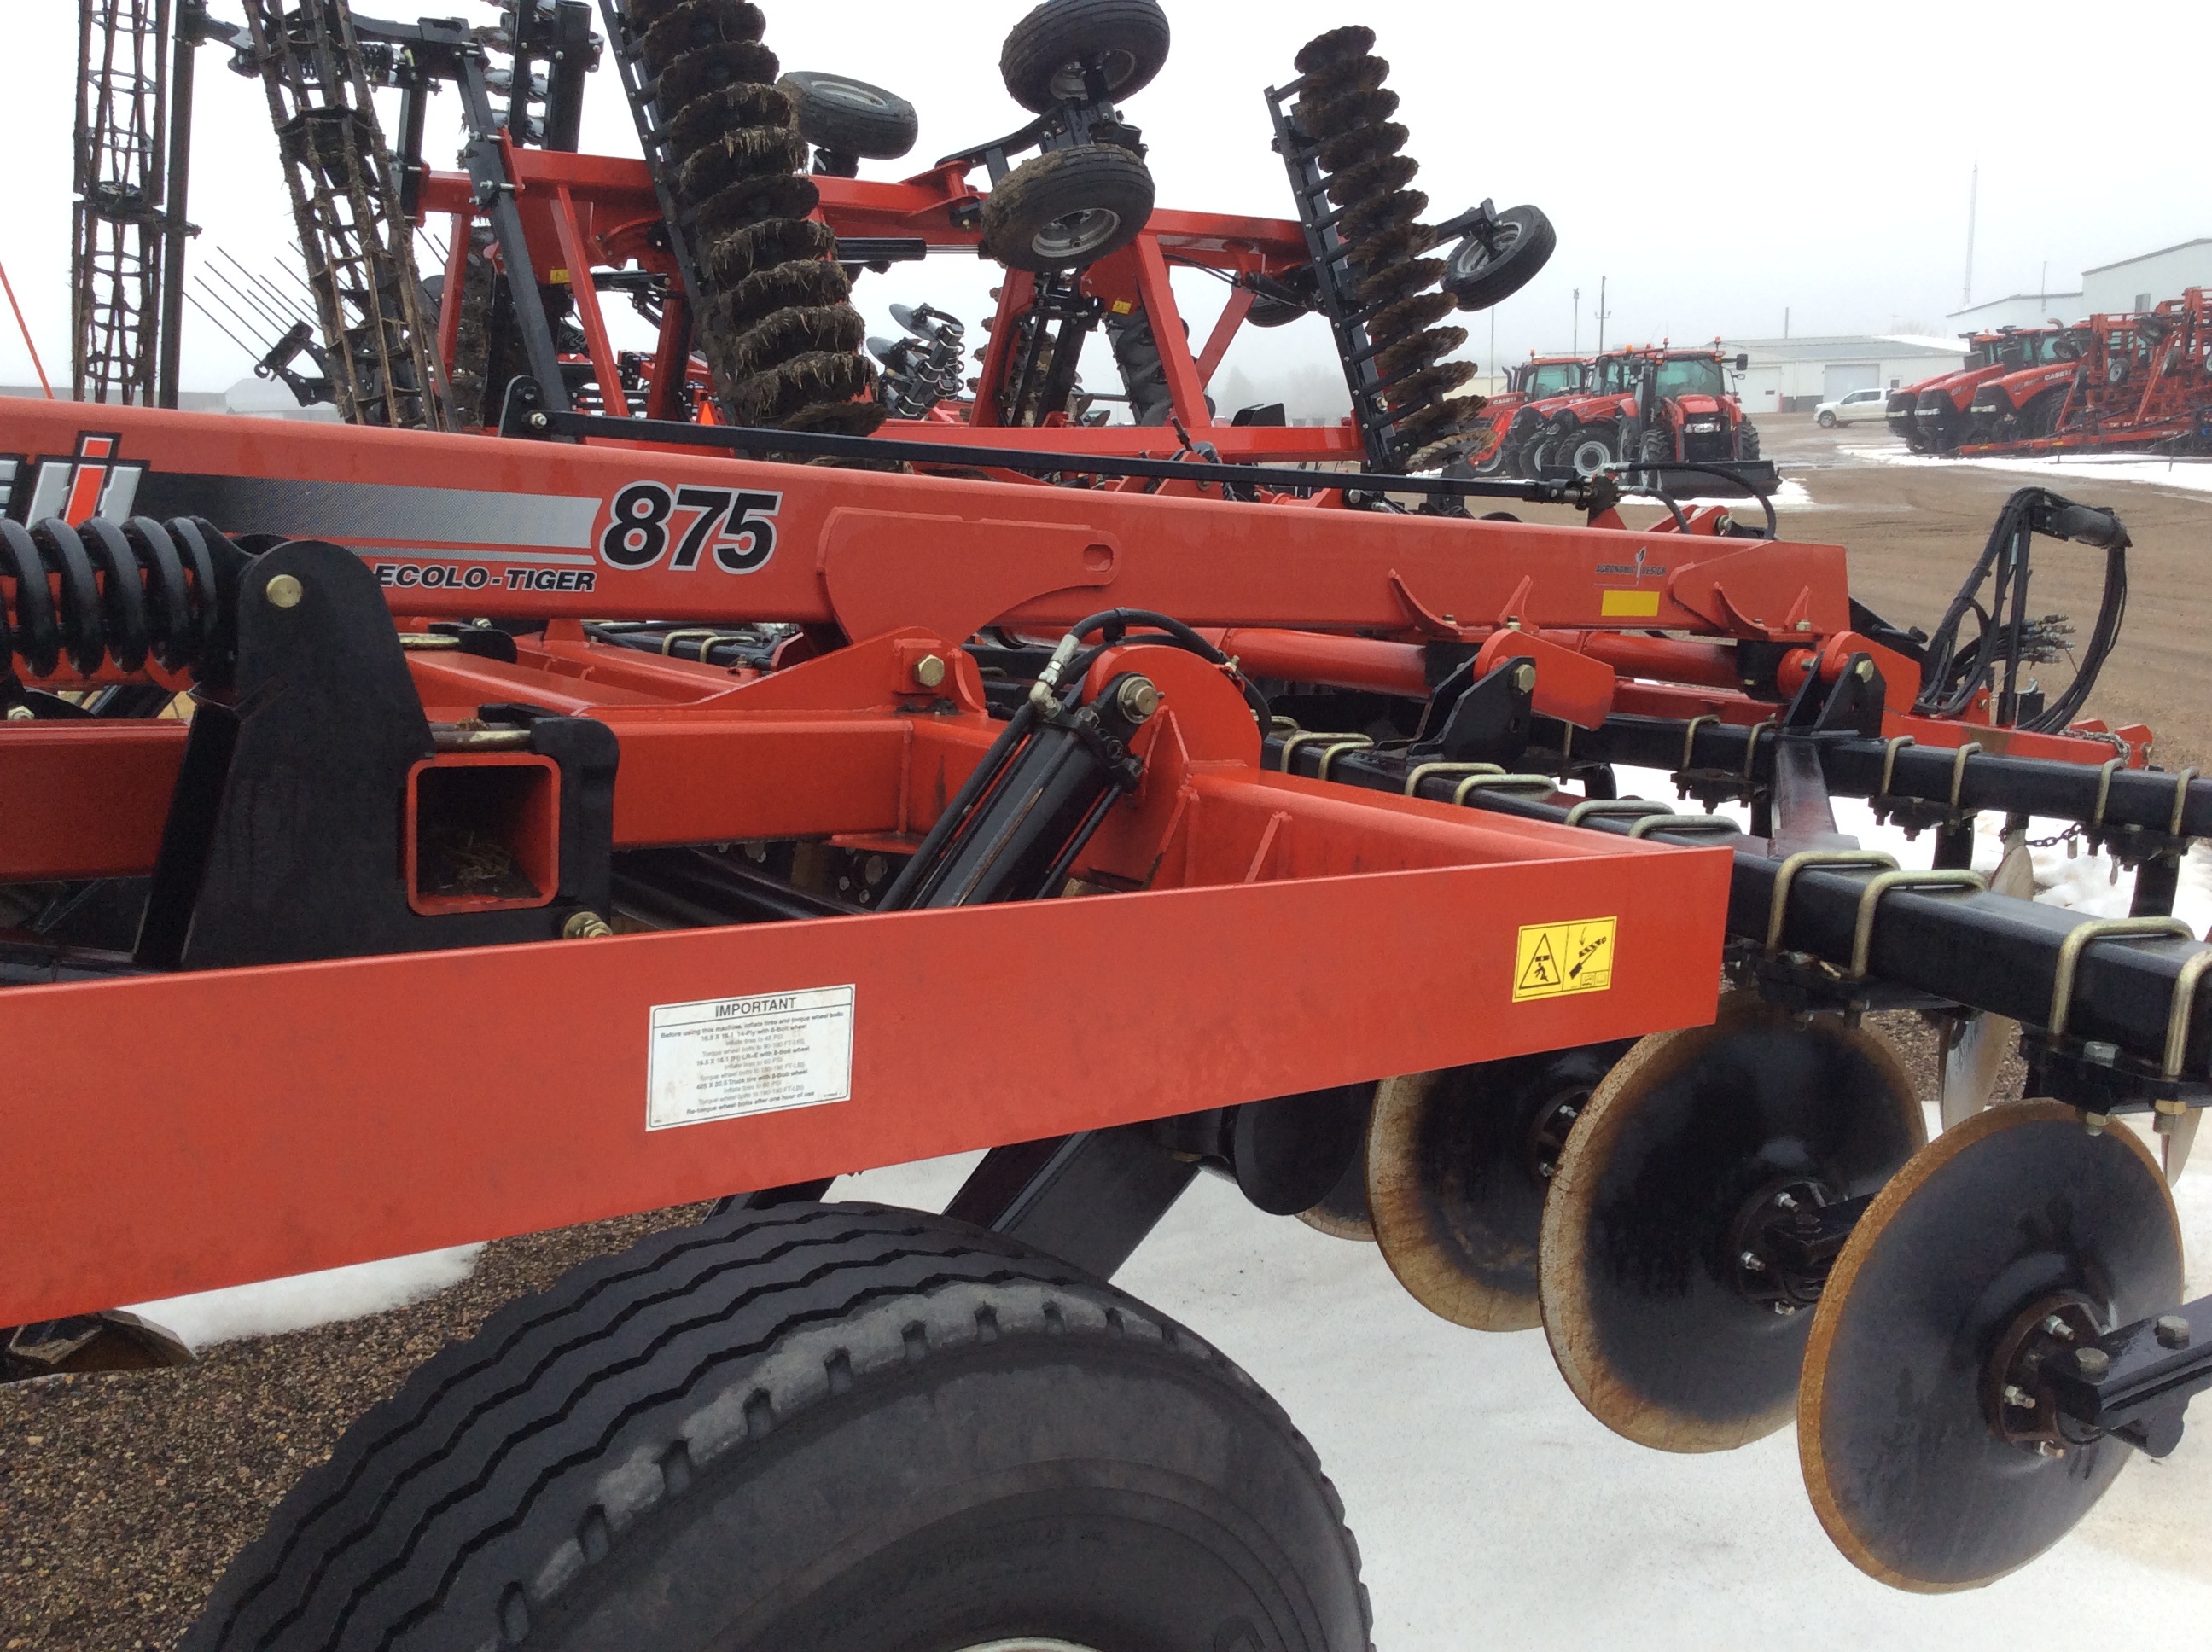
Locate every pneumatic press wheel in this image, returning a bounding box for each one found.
[982,144,1156,272]
[1538,992,1924,1451]
[1801,1100,2183,1591]
[183,1202,1372,1652]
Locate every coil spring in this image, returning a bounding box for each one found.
[0,515,230,681]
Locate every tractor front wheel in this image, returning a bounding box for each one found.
[183,1202,1372,1652]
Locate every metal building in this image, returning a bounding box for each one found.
[1717,335,1967,415]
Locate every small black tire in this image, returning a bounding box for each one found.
[1440,204,1555,312]
[776,71,918,160]
[982,143,1155,271]
[183,1201,1371,1652]
[1000,0,1173,113]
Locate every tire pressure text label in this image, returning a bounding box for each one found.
[647,986,855,1130]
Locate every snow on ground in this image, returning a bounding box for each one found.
[836,1150,2212,1651]
[122,1244,483,1352]
[1847,442,2212,497]
[1657,477,1821,513]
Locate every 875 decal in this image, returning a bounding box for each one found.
[598,482,780,574]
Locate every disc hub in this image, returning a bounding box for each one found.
[1727,1177,1843,1315]
[1986,1290,2105,1455]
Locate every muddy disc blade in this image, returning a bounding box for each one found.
[1539,994,1924,1451]
[1800,1099,2182,1591]
[1368,1046,1626,1330]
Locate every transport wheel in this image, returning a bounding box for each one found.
[777,71,918,160]
[1817,410,1837,428]
[1439,205,1555,311]
[982,144,1155,272]
[1369,1045,1629,1329]
[1538,992,1924,1452]
[1000,0,1173,113]
[1801,1101,2182,1591]
[183,1202,1372,1652]
[1558,426,1616,480]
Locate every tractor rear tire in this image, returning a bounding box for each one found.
[777,71,918,160]
[982,143,1155,271]
[1000,0,1173,113]
[183,1201,1371,1652]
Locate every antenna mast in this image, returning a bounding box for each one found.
[1962,160,1978,308]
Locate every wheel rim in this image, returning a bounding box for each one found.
[1048,49,1138,101]
[1568,437,1610,477]
[1031,206,1121,262]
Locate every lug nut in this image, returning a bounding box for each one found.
[2155,1314,2192,1349]
[1774,1190,1799,1211]
[4,704,33,721]
[2074,1347,2111,1379]
[2043,1315,2076,1342]
[1738,1250,1765,1272]
[912,653,946,689]
[563,910,613,939]
[265,573,304,608]
[2001,1384,2036,1411]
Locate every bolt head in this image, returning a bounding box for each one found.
[1738,1249,1765,1271]
[2155,1314,2192,1350]
[265,573,304,608]
[2074,1346,2112,1379]
[912,653,946,689]
[4,704,33,721]
[527,411,550,430]
[1511,662,1537,694]
[2043,1314,2077,1342]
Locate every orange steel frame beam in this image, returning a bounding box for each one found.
[0,620,1733,1323]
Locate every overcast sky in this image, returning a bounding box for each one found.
[3,0,2203,404]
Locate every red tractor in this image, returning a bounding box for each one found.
[1962,291,2212,455]
[1889,327,2053,454]
[1522,344,1761,483]
[1454,353,1587,476]
[1959,326,2092,447]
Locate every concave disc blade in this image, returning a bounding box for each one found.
[1800,1098,2181,1591]
[1369,1045,1626,1331]
[1540,994,1924,1451]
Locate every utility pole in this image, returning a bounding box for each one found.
[1572,287,1580,354]
[1962,160,1978,308]
[1593,276,1610,354]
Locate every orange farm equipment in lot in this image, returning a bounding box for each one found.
[1452,352,1586,476]
[10,5,2212,1649]
[1961,290,2212,457]
[1503,343,1767,491]
[1887,327,2051,454]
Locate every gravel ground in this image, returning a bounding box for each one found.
[0,1205,710,1652]
[0,1013,2011,1652]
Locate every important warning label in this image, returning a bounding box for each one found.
[647,986,854,1131]
[1512,918,1617,1002]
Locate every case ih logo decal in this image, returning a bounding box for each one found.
[2,432,147,526]
[598,481,780,574]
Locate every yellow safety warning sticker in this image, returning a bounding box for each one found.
[1513,916,1617,1002]
[1599,588,1661,618]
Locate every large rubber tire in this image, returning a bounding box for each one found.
[1439,205,1555,312]
[982,143,1155,272]
[183,1202,1371,1652]
[777,72,917,160]
[1816,410,1837,428]
[1000,0,1173,113]
[1557,424,1615,479]
[1737,419,1761,461]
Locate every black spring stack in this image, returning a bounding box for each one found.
[1272,26,1486,473]
[0,516,241,685]
[619,0,884,434]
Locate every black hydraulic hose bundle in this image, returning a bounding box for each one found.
[1912,487,2128,734]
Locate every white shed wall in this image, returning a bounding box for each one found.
[2082,242,2212,315]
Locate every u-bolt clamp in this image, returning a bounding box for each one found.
[1453,773,1557,805]
[1278,730,1373,777]
[1765,849,1900,953]
[1847,869,1987,979]
[1564,798,1676,829]
[2047,915,2196,1039]
[1678,713,1719,775]
[1628,813,1743,840]
[1402,760,1502,797]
